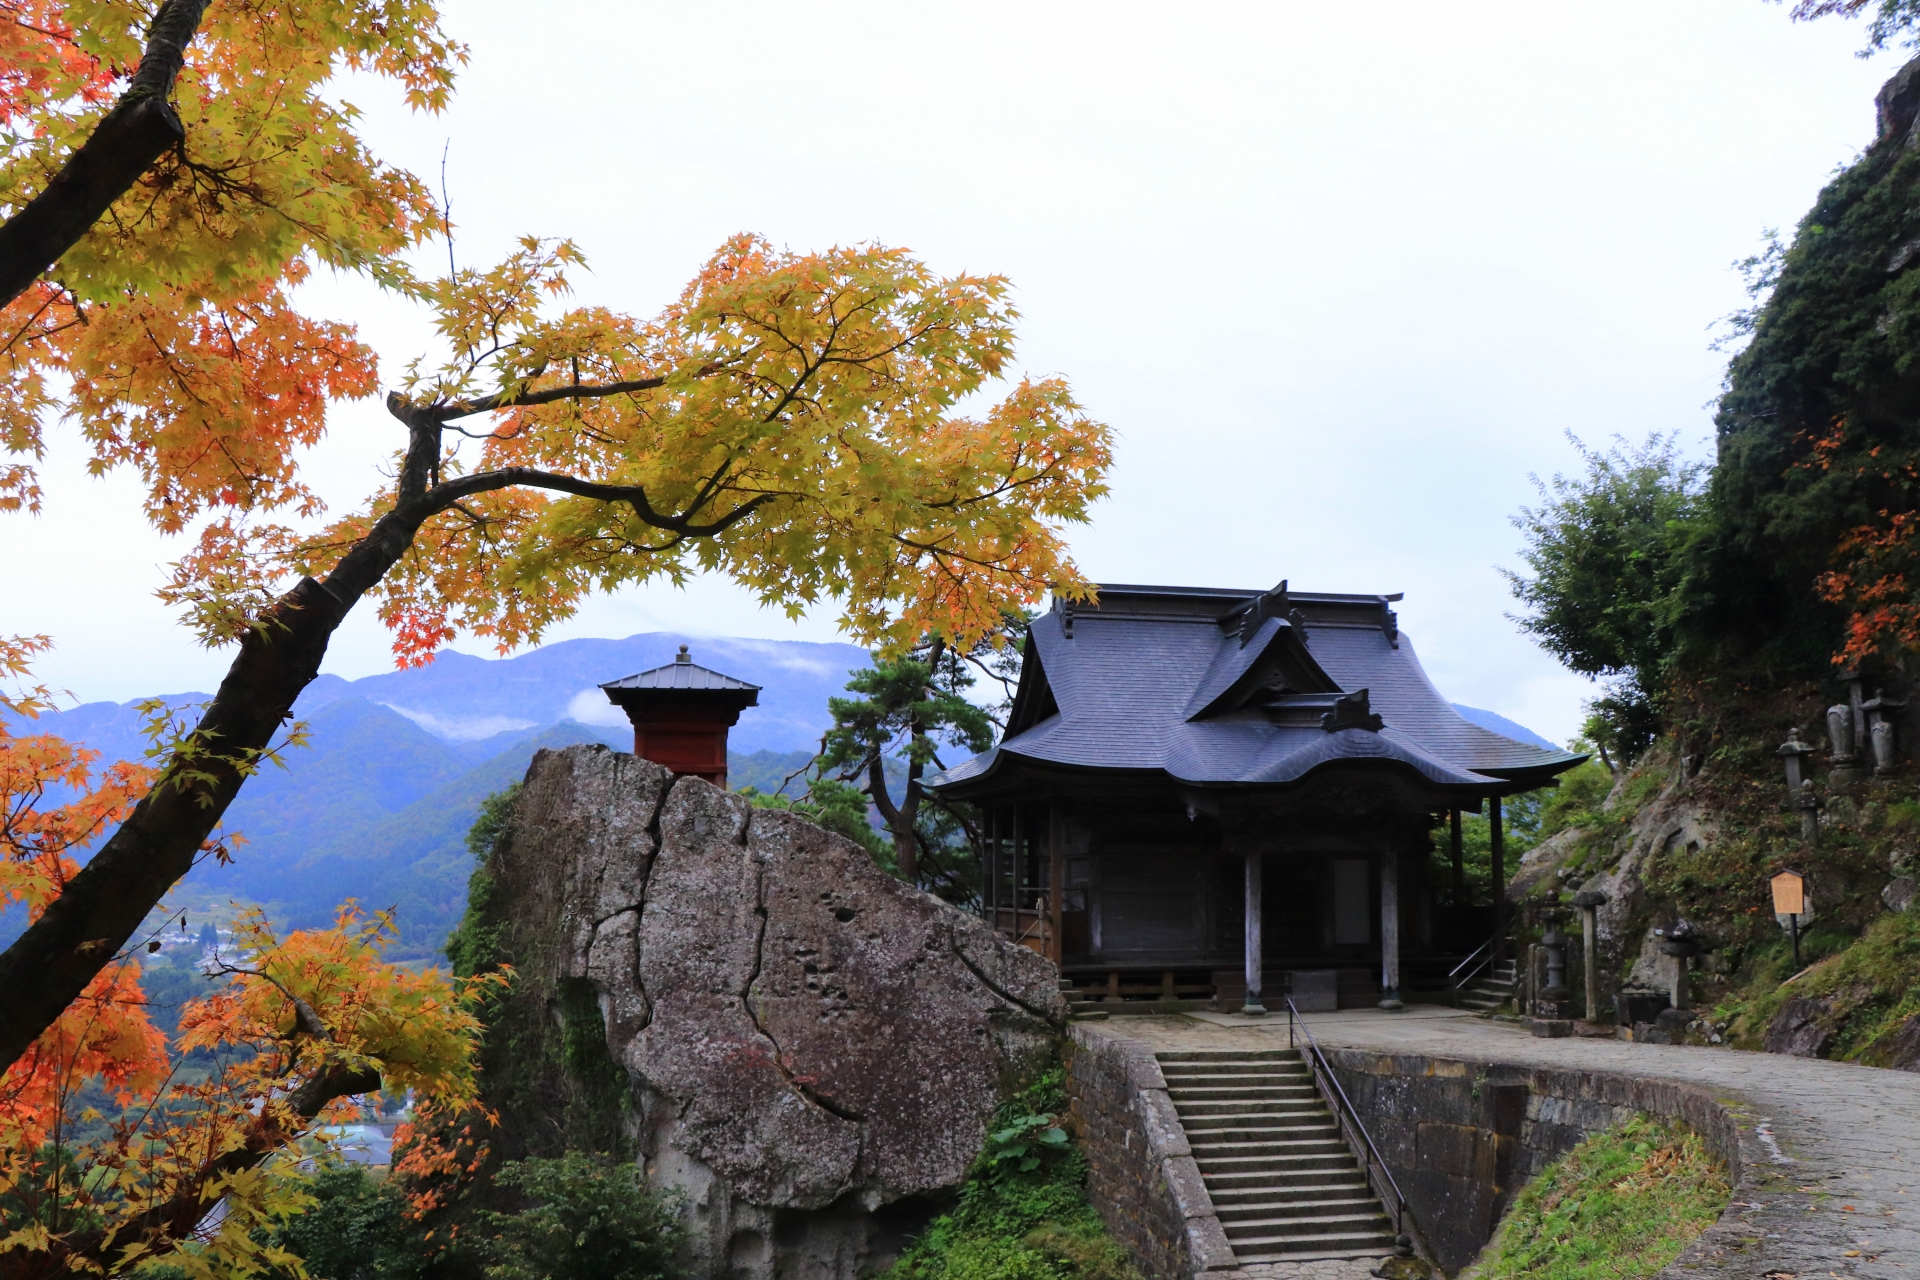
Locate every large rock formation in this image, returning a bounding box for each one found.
[468,744,1064,1280]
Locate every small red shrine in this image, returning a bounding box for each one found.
[600,646,761,788]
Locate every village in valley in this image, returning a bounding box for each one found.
[3,5,1920,1280]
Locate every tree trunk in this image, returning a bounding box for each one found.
[0,0,211,309]
[0,421,442,1072]
[0,577,344,1071]
[865,754,919,885]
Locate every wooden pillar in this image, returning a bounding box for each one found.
[1379,842,1403,1010]
[1243,850,1266,1016]
[1449,808,1466,905]
[1012,808,1026,909]
[1490,794,1507,957]
[1048,800,1065,966]
[990,809,1006,921]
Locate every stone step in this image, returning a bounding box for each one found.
[1223,1217,1397,1244]
[1169,1082,1318,1098]
[1191,1137,1351,1160]
[1155,1049,1396,1266]
[1204,1169,1370,1192]
[1190,1159,1359,1174]
[1161,1069,1312,1083]
[1173,1100,1326,1119]
[1172,1086,1320,1101]
[1233,1243,1400,1263]
[1184,1118,1340,1139]
[1214,1196,1385,1223]
[1208,1182,1371,1206]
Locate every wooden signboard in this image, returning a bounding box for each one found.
[1771,869,1805,916]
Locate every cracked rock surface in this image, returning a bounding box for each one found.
[485,745,1064,1276]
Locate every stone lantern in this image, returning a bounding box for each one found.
[1571,888,1607,1023]
[1778,727,1819,844]
[1655,918,1711,1013]
[1862,689,1907,777]
[1538,908,1571,1014]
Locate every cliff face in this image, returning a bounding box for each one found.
[461,744,1064,1280]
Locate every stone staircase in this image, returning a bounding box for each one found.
[1157,1048,1399,1264]
[1457,958,1517,1014]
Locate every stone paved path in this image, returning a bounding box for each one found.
[1096,1007,1920,1279]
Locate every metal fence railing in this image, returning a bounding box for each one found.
[1285,996,1433,1264]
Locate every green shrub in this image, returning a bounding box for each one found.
[476,1153,683,1280]
[1466,1116,1728,1280]
[883,1070,1139,1280]
[272,1162,424,1280]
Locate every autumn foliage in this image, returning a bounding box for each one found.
[0,0,1112,1270]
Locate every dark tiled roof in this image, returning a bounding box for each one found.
[601,650,761,694]
[933,582,1582,793]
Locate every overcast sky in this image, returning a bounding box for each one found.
[0,2,1902,742]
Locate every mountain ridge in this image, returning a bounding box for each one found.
[6,633,1557,958]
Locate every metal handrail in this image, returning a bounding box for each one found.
[1448,928,1512,989]
[1286,996,1432,1264]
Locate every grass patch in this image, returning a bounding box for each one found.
[1465,1116,1729,1280]
[882,1070,1139,1280]
[1721,909,1920,1058]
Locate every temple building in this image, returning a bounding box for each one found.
[928,581,1583,1012]
[601,646,760,789]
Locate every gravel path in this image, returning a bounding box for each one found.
[1094,1007,1920,1279]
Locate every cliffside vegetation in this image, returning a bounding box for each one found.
[882,1070,1139,1280]
[1500,36,1920,1056]
[1465,1117,1729,1280]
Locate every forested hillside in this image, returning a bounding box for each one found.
[1503,49,1920,1064]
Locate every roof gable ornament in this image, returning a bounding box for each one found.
[1239,579,1309,648]
[1322,687,1385,733]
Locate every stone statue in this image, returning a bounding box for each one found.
[1873,719,1897,776]
[1828,703,1858,764]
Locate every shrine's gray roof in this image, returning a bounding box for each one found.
[931,582,1582,795]
[601,647,761,694]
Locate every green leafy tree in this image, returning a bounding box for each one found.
[818,635,1002,889]
[1504,434,1707,761]
[739,778,892,866]
[272,1163,425,1280]
[1779,0,1920,51]
[477,1153,683,1280]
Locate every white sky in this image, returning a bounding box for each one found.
[0,2,1901,743]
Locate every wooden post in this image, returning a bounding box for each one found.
[1048,800,1065,965]
[1012,807,1025,910]
[1243,851,1266,1016]
[984,808,998,923]
[1379,842,1403,1010]
[1449,808,1466,905]
[1490,794,1507,959]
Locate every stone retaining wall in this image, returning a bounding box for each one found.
[1324,1048,1745,1276]
[1066,1026,1236,1280]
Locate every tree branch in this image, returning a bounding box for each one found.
[434,375,671,421]
[0,0,212,308]
[39,1062,381,1276]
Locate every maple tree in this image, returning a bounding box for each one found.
[0,632,498,1276]
[0,0,1111,1135]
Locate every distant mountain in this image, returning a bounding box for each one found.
[6,634,853,957]
[1452,704,1558,751]
[291,632,871,753]
[3,636,1558,959]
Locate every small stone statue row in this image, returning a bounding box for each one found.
[1826,689,1905,782]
